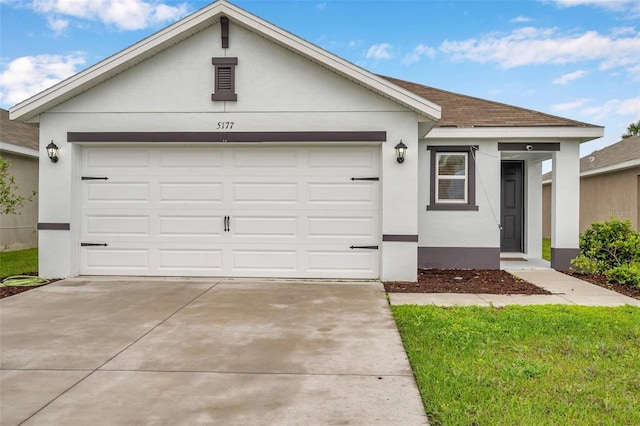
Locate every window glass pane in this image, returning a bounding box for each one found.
[438,179,465,201]
[438,154,466,176]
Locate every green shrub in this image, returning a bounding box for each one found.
[571,218,640,275]
[571,219,640,288]
[605,263,640,288]
[570,254,607,275]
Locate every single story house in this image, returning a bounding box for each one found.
[10,0,603,281]
[543,135,640,235]
[0,108,39,251]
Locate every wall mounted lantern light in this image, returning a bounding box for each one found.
[394,140,407,163]
[46,141,59,163]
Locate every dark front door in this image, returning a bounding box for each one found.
[501,161,524,252]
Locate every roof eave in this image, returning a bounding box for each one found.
[425,126,604,141]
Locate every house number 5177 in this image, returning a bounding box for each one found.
[217,122,234,129]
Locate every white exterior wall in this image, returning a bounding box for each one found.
[37,22,420,280]
[418,139,501,248]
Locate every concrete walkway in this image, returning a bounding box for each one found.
[1,278,427,426]
[389,269,640,307]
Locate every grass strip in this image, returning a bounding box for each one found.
[0,248,38,278]
[392,305,640,426]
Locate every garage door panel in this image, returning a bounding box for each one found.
[307,216,375,238]
[85,148,150,169]
[232,149,298,169]
[85,215,149,237]
[232,216,298,237]
[231,250,298,272]
[159,182,223,204]
[160,149,223,168]
[158,215,223,237]
[307,183,376,204]
[83,248,149,271]
[308,148,377,170]
[85,182,150,204]
[307,249,378,273]
[232,182,298,203]
[158,249,223,272]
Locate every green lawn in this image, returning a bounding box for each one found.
[543,237,551,261]
[0,248,38,278]
[392,305,640,426]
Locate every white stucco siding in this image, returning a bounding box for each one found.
[418,139,501,248]
[52,23,406,115]
[36,20,422,280]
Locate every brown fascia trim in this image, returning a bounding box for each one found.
[37,222,70,230]
[67,131,387,143]
[382,234,419,242]
[498,143,560,151]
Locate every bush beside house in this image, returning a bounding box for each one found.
[571,218,640,288]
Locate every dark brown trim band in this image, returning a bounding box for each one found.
[550,248,579,271]
[498,143,560,151]
[418,247,500,269]
[382,234,419,242]
[68,131,387,143]
[37,223,70,230]
[220,16,229,48]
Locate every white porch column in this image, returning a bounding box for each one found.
[525,160,542,258]
[551,142,580,270]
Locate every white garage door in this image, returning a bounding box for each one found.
[80,145,380,278]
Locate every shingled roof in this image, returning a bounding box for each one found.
[381,75,600,129]
[543,136,640,181]
[581,136,640,172]
[0,108,39,150]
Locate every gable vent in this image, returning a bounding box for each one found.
[211,57,238,101]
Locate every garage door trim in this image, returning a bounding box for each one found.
[68,131,387,143]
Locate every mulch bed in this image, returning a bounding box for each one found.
[384,269,552,295]
[564,272,640,300]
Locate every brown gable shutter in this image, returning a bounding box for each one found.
[211,57,238,101]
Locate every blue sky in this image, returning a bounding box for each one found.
[1,0,639,157]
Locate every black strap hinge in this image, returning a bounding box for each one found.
[350,245,379,250]
[82,177,109,180]
[81,243,108,247]
[350,177,379,181]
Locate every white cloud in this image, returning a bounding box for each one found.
[551,96,640,121]
[366,43,393,60]
[402,44,436,65]
[581,96,640,121]
[0,53,86,106]
[47,16,69,34]
[511,16,533,23]
[316,2,327,11]
[552,70,587,84]
[551,98,591,112]
[548,0,634,11]
[439,27,640,75]
[30,0,190,31]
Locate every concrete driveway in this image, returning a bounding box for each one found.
[0,278,427,425]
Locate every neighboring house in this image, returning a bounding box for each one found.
[9,0,602,280]
[543,136,640,236]
[0,108,39,251]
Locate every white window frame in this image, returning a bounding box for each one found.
[435,152,468,204]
